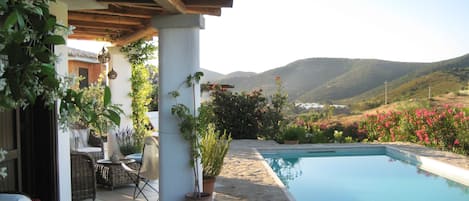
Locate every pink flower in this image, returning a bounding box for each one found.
[424,134,430,144]
[454,139,460,145]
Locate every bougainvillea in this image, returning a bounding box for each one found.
[360,104,469,155]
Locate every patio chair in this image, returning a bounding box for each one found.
[71,152,96,201]
[121,136,159,201]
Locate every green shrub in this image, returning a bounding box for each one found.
[211,90,265,139]
[344,136,354,143]
[283,127,306,141]
[333,130,343,143]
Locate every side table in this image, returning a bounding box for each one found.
[96,159,139,190]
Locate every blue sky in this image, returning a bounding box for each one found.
[69,0,469,74]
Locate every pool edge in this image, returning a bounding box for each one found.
[385,145,469,186]
[253,148,297,201]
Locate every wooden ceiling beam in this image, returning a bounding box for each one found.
[108,4,163,15]
[153,0,186,14]
[69,20,141,31]
[78,9,152,18]
[69,11,146,25]
[68,34,103,40]
[183,0,232,8]
[73,30,112,36]
[113,25,157,46]
[117,3,163,10]
[186,7,221,16]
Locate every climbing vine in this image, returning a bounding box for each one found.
[120,39,156,148]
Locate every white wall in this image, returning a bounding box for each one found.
[108,46,133,130]
[50,1,71,201]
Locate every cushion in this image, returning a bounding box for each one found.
[76,147,102,153]
[88,131,102,147]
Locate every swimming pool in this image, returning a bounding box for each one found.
[262,147,469,201]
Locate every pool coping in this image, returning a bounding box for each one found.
[255,143,469,201]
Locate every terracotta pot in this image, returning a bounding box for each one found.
[185,192,211,201]
[203,176,216,195]
[284,140,299,144]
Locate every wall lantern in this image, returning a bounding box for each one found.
[107,67,118,80]
[97,46,117,80]
[97,47,110,64]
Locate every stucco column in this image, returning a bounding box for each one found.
[108,46,133,130]
[152,15,204,201]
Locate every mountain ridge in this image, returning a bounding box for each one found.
[203,54,469,104]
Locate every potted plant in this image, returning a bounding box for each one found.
[115,127,141,156]
[170,72,212,200]
[60,83,123,159]
[283,127,305,144]
[200,124,232,195]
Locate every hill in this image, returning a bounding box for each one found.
[215,54,469,104]
[223,71,257,79]
[200,68,224,83]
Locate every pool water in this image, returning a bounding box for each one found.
[264,154,469,201]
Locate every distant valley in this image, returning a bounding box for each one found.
[202,54,469,105]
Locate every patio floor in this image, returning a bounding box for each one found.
[94,140,469,201]
[93,181,159,201]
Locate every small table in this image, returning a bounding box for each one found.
[96,159,139,190]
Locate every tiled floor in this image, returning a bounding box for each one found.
[92,181,159,201]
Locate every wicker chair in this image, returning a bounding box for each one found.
[71,152,96,201]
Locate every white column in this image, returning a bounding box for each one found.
[50,1,71,201]
[152,15,204,201]
[108,46,133,129]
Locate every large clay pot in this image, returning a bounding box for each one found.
[203,177,216,195]
[185,192,211,201]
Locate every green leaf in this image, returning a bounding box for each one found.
[194,71,204,83]
[3,9,18,30]
[103,86,111,107]
[44,18,56,32]
[106,110,121,126]
[169,91,180,98]
[0,1,7,9]
[15,8,25,29]
[43,35,66,45]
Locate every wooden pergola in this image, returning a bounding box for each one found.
[68,0,233,45]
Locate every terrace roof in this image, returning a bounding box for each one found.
[67,0,233,45]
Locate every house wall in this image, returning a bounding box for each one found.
[50,1,71,200]
[68,60,104,85]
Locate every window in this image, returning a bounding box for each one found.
[79,68,89,88]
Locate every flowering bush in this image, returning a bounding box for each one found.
[360,105,469,155]
[0,148,7,179]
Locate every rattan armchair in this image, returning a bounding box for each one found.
[71,152,96,201]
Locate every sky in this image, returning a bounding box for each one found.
[69,0,469,74]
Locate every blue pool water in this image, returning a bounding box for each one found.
[263,150,469,201]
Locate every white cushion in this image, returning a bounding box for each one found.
[70,129,89,149]
[77,147,102,153]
